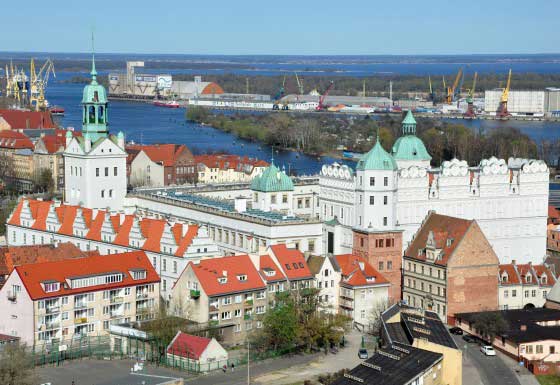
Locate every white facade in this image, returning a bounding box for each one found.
[64,135,127,211]
[311,256,341,314]
[320,157,549,264]
[340,284,390,328]
[130,150,165,187]
[484,90,545,115]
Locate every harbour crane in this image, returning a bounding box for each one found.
[445,68,463,104]
[464,72,478,118]
[294,72,304,94]
[497,69,512,119]
[29,58,55,110]
[428,75,436,105]
[272,76,287,110]
[316,81,334,111]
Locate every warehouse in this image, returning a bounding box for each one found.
[484,89,545,116]
[545,88,560,117]
[171,76,224,99]
[108,61,172,98]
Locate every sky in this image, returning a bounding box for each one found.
[1,0,557,55]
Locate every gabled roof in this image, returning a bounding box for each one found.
[0,243,94,276]
[498,264,520,285]
[167,331,212,360]
[0,109,57,130]
[190,255,265,296]
[195,154,268,173]
[14,251,159,300]
[335,254,389,287]
[8,199,202,258]
[257,254,286,283]
[0,130,34,150]
[35,130,80,154]
[404,212,474,266]
[127,144,194,167]
[269,244,313,280]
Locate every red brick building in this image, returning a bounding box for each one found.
[402,212,499,323]
[352,229,403,302]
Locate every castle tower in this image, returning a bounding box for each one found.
[63,39,127,210]
[353,135,402,301]
[391,110,431,169]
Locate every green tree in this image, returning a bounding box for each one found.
[33,168,54,193]
[473,312,509,342]
[0,343,37,385]
[0,199,17,236]
[262,293,299,351]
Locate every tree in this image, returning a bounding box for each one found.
[33,168,54,193]
[0,199,17,236]
[368,298,396,336]
[472,312,508,343]
[0,343,37,385]
[261,293,299,351]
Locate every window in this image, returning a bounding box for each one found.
[536,345,543,354]
[234,309,241,318]
[105,167,109,177]
[387,261,392,270]
[221,311,231,320]
[43,282,60,293]
[109,189,113,198]
[369,177,375,186]
[256,306,265,314]
[96,168,99,177]
[512,290,517,297]
[369,196,374,205]
[526,345,534,354]
[222,297,232,305]
[543,291,548,298]
[504,290,509,298]
[114,167,118,176]
[383,217,387,226]
[234,324,241,333]
[235,295,242,303]
[101,190,105,198]
[378,261,384,271]
[124,287,131,296]
[173,261,177,274]
[525,290,529,298]
[384,176,388,186]
[384,196,388,205]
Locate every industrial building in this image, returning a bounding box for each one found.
[484,89,545,116]
[171,76,224,99]
[108,61,173,98]
[545,88,560,117]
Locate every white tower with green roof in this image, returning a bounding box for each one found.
[391,110,431,169]
[63,39,127,211]
[250,161,294,213]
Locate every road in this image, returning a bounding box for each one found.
[452,334,528,385]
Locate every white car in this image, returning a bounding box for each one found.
[480,345,496,356]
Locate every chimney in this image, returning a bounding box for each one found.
[222,270,227,277]
[234,196,247,213]
[358,261,365,271]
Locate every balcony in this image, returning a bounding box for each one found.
[244,314,252,320]
[45,322,60,330]
[110,296,124,304]
[190,290,200,299]
[110,311,124,318]
[209,319,219,327]
[46,306,60,314]
[74,317,88,325]
[74,301,87,309]
[244,299,253,306]
[136,292,149,299]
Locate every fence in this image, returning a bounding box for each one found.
[30,334,298,374]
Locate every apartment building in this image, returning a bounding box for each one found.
[33,130,79,192]
[498,262,557,310]
[307,255,341,314]
[171,244,315,345]
[7,198,219,299]
[403,213,499,323]
[336,254,390,329]
[0,251,160,347]
[0,130,35,191]
[195,154,268,184]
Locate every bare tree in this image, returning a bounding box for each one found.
[0,343,37,385]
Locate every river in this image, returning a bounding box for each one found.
[46,71,560,175]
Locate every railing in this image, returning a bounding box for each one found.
[110,312,124,318]
[74,317,88,325]
[244,299,253,306]
[46,306,60,314]
[136,293,149,299]
[45,322,60,330]
[74,301,87,309]
[110,296,124,304]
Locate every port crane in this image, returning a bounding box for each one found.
[294,72,304,94]
[316,81,334,111]
[428,76,436,105]
[464,72,478,118]
[497,69,512,119]
[29,58,55,111]
[445,68,463,104]
[272,76,288,110]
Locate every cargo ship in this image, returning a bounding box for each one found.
[49,106,65,116]
[153,100,180,108]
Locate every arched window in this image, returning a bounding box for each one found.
[89,106,95,124]
[98,106,104,124]
[83,106,87,124]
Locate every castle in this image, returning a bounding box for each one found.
[319,111,549,267]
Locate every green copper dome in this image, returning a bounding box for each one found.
[81,49,109,143]
[82,59,107,104]
[391,111,431,162]
[356,138,397,171]
[251,163,294,192]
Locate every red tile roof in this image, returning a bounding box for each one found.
[0,109,57,130]
[335,254,389,287]
[404,213,474,266]
[268,244,313,280]
[37,130,79,154]
[15,251,159,300]
[8,199,201,258]
[498,263,556,287]
[190,255,265,296]
[257,254,286,283]
[0,130,34,150]
[167,332,211,360]
[195,154,268,173]
[0,243,94,276]
[498,264,520,285]
[126,144,194,167]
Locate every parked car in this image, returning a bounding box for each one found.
[449,327,463,335]
[358,348,368,359]
[480,345,496,356]
[462,334,477,343]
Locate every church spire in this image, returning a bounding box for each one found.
[402,110,417,135]
[90,32,98,84]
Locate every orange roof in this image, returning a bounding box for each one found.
[498,264,520,285]
[37,130,79,154]
[0,243,94,276]
[126,144,194,167]
[200,83,224,95]
[167,332,212,360]
[498,263,556,287]
[0,109,57,130]
[335,254,389,287]
[0,130,34,150]
[549,206,560,220]
[258,254,286,283]
[190,255,265,296]
[195,154,268,173]
[15,251,159,300]
[269,244,312,280]
[9,199,201,258]
[405,213,473,266]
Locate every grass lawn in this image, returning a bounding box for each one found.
[537,375,560,385]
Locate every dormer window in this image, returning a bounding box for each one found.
[130,269,146,280]
[502,273,508,283]
[43,281,60,293]
[263,268,275,277]
[218,277,227,284]
[418,249,423,257]
[526,274,532,283]
[237,274,247,282]
[285,264,291,270]
[542,275,547,284]
[446,238,453,247]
